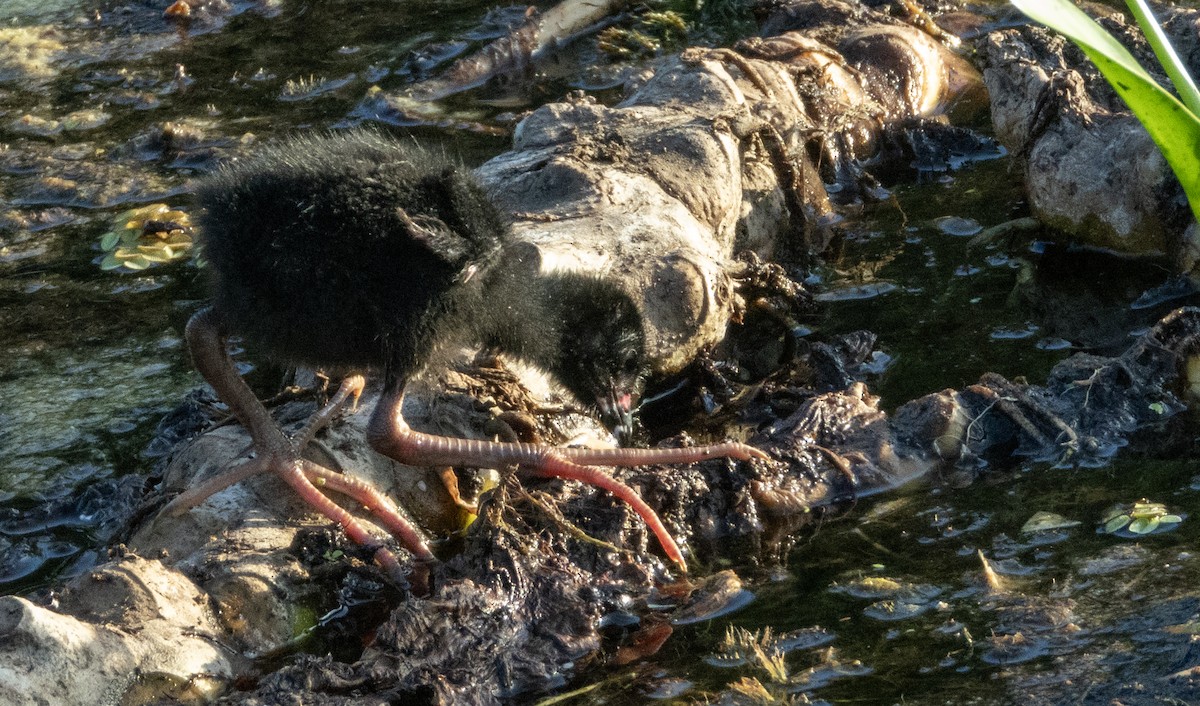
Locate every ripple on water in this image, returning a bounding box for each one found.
[990,322,1039,340]
[642,678,692,700]
[987,557,1044,577]
[0,333,195,495]
[863,598,938,621]
[981,633,1051,665]
[814,282,897,302]
[0,0,79,21]
[0,534,77,584]
[1077,544,1151,576]
[934,216,983,237]
[1035,337,1073,350]
[829,577,945,623]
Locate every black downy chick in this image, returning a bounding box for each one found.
[164,130,765,581]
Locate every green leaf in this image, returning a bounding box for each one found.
[1128,516,1158,534]
[99,231,120,251]
[99,252,123,271]
[1104,514,1131,534]
[122,255,151,271]
[1125,0,1200,116]
[1021,510,1082,533]
[1012,0,1200,224]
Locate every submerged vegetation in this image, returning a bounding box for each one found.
[3,0,1200,703]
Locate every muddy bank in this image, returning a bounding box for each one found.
[0,3,994,702]
[3,1,1200,704]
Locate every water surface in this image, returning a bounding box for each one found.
[0,1,1196,703]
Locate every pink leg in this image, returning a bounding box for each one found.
[292,375,364,447]
[557,441,768,465]
[171,307,434,582]
[368,387,768,570]
[301,461,433,562]
[160,456,269,516]
[532,451,686,569]
[274,460,415,583]
[367,388,767,469]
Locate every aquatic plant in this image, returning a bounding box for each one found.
[1100,498,1183,536]
[1012,0,1200,223]
[597,11,689,60]
[98,204,195,272]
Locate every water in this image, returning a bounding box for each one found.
[0,0,506,593]
[0,1,1197,702]
[607,456,1200,703]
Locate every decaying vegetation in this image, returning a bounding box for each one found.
[2,0,1199,704]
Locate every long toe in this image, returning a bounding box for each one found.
[181,308,431,579]
[530,451,686,572]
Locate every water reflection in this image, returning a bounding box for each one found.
[0,0,1198,703]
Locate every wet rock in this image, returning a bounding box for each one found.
[0,554,236,706]
[981,13,1197,264]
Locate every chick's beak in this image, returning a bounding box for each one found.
[598,387,637,445]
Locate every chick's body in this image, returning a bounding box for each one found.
[170,130,763,578]
[196,131,506,379]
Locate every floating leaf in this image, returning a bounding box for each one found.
[1100,498,1184,536]
[122,255,151,270]
[1128,517,1158,534]
[1130,500,1170,519]
[136,248,173,263]
[858,576,902,592]
[1022,511,1082,533]
[1104,514,1132,534]
[97,203,195,272]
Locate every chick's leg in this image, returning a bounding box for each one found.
[160,307,435,583]
[367,387,772,571]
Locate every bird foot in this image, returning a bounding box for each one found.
[368,386,771,573]
[164,308,435,587]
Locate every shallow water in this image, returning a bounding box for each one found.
[600,455,1200,704]
[0,1,1197,703]
[0,0,506,592]
[563,152,1200,703]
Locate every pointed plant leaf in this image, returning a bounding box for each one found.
[1125,0,1200,116]
[1012,0,1200,224]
